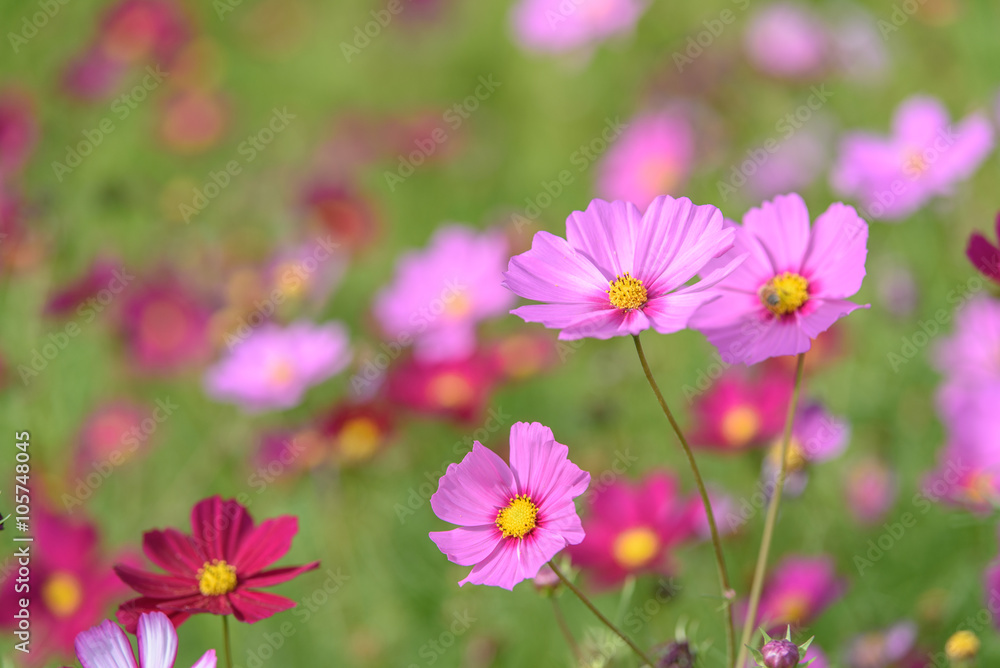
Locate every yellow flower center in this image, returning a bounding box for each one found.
[445,293,472,318]
[904,149,930,177]
[776,593,810,623]
[963,471,995,504]
[42,571,83,618]
[607,273,648,311]
[760,272,809,316]
[338,417,382,462]
[721,406,761,447]
[268,359,296,387]
[495,495,538,539]
[769,437,807,472]
[427,372,472,409]
[197,559,238,596]
[639,157,679,195]
[945,630,980,661]
[612,527,660,570]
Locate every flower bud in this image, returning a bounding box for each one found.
[761,639,800,668]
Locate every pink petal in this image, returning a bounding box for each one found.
[742,193,811,274]
[190,650,218,668]
[190,497,254,563]
[114,565,199,598]
[509,302,604,329]
[565,199,642,278]
[228,589,296,623]
[797,298,867,339]
[74,619,138,668]
[458,527,567,590]
[240,562,320,588]
[137,612,178,668]
[508,421,590,508]
[431,443,513,527]
[142,528,205,577]
[801,202,868,299]
[157,593,231,616]
[430,525,502,566]
[233,516,299,575]
[893,96,950,146]
[557,306,647,339]
[503,231,609,303]
[968,232,1000,281]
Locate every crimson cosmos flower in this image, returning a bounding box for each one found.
[114,496,319,632]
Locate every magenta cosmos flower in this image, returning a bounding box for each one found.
[510,0,649,55]
[114,496,319,632]
[204,321,351,413]
[429,422,590,590]
[0,502,131,667]
[567,472,696,588]
[64,612,216,668]
[742,555,845,633]
[384,349,502,423]
[374,225,514,362]
[595,110,695,211]
[690,367,793,451]
[120,278,212,374]
[831,96,994,221]
[967,213,1000,283]
[690,193,869,365]
[504,197,743,340]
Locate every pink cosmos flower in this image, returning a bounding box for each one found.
[967,213,1000,283]
[0,502,131,667]
[690,367,793,451]
[510,0,649,55]
[933,296,1000,415]
[429,422,590,590]
[384,350,501,423]
[301,182,380,254]
[114,496,319,632]
[743,555,845,632]
[744,3,829,79]
[62,48,129,101]
[0,88,38,176]
[568,472,696,587]
[831,96,994,221]
[595,110,695,211]
[690,193,869,365]
[845,457,897,525]
[204,321,351,413]
[120,278,212,373]
[504,197,743,340]
[64,611,216,668]
[74,401,154,477]
[374,225,514,362]
[846,620,918,668]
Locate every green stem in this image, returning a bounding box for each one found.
[734,352,807,668]
[222,614,233,668]
[548,560,657,668]
[550,595,583,665]
[632,334,735,668]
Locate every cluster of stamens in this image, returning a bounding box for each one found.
[759,272,809,316]
[607,273,648,311]
[495,494,538,539]
[197,559,238,596]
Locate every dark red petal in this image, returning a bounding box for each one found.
[233,516,299,574]
[240,561,320,588]
[159,593,233,616]
[117,597,193,634]
[228,589,296,623]
[114,564,199,598]
[967,233,1000,281]
[190,496,255,562]
[143,528,205,576]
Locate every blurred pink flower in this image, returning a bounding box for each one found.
[510,0,648,54]
[384,349,501,423]
[762,402,850,497]
[204,321,351,413]
[831,96,994,221]
[746,123,831,201]
[74,401,153,475]
[374,225,514,362]
[0,502,131,666]
[742,554,845,632]
[845,457,897,525]
[45,259,126,316]
[690,193,869,365]
[690,367,793,451]
[568,472,696,587]
[504,197,742,340]
[0,88,38,176]
[301,181,380,253]
[157,89,230,155]
[429,422,590,590]
[62,47,129,101]
[595,110,694,211]
[966,212,1000,283]
[120,278,212,373]
[933,296,1000,415]
[744,2,829,79]
[97,0,190,65]
[846,620,918,668]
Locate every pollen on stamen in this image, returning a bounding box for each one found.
[607,272,648,311]
[759,272,809,316]
[495,494,538,539]
[197,559,238,596]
